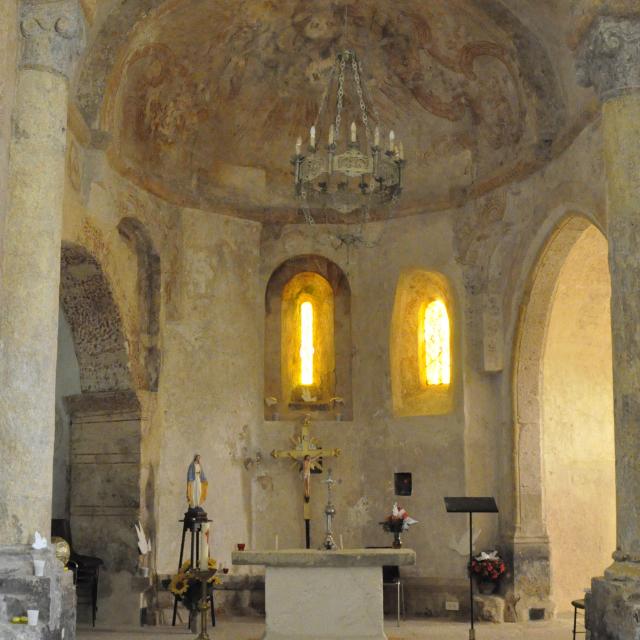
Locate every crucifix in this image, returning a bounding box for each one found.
[271,415,341,549]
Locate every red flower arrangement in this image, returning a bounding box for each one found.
[380,503,418,533]
[469,550,506,582]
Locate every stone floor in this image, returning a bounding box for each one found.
[77,615,577,639]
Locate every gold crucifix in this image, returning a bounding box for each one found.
[271,415,341,548]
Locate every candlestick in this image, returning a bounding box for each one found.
[329,124,335,146]
[310,125,316,149]
[374,126,380,148]
[350,121,357,143]
[389,129,395,151]
[296,136,302,156]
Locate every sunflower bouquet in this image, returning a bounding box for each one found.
[169,558,222,611]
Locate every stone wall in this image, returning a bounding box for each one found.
[53,310,81,520]
[51,77,611,624]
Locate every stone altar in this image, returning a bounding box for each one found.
[232,548,415,640]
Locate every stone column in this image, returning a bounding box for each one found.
[0,0,83,544]
[577,15,640,639]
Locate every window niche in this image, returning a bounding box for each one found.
[390,269,455,417]
[265,256,352,421]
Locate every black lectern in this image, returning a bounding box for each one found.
[445,497,499,640]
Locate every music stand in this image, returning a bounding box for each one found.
[445,497,499,640]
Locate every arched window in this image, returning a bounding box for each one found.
[299,301,315,386]
[264,257,352,421]
[281,272,334,405]
[390,270,455,416]
[422,299,451,387]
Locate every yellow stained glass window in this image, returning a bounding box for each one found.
[300,301,315,385]
[424,299,451,385]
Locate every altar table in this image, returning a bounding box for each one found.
[232,548,416,640]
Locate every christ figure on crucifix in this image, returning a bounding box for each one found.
[271,416,341,548]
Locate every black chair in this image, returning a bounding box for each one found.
[51,519,104,627]
[572,599,586,639]
[366,546,405,626]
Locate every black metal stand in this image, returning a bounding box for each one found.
[172,509,215,629]
[445,497,499,640]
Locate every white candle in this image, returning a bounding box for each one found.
[310,125,316,149]
[398,142,404,160]
[329,124,335,146]
[199,526,207,570]
[296,136,302,156]
[275,534,279,551]
[340,535,344,550]
[374,126,380,148]
[389,129,395,151]
[350,121,357,143]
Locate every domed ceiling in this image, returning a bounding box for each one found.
[96,0,576,221]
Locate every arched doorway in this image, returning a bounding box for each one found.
[513,216,615,617]
[541,225,615,611]
[54,243,143,626]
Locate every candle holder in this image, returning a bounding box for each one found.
[322,470,338,550]
[190,569,216,640]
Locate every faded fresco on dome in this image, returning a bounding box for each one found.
[107,0,540,218]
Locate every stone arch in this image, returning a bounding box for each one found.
[60,242,132,392]
[510,214,612,617]
[58,243,145,624]
[117,216,161,391]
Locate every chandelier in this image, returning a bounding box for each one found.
[292,49,405,222]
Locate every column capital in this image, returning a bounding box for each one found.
[576,15,640,101]
[19,0,85,79]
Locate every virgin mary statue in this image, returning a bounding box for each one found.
[186,454,209,510]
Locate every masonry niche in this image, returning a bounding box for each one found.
[265,256,352,421]
[390,269,455,417]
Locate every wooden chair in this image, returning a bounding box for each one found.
[51,519,104,627]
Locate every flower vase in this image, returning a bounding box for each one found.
[392,530,402,549]
[478,580,497,595]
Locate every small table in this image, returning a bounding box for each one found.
[232,548,416,640]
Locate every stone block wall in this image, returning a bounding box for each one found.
[65,392,143,626]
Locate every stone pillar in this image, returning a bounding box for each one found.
[577,15,640,639]
[0,0,83,544]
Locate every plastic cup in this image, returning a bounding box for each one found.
[33,560,45,577]
[237,543,246,551]
[27,610,39,626]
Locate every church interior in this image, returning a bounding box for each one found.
[1,1,640,639]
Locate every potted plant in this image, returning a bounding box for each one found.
[380,502,418,548]
[469,550,506,594]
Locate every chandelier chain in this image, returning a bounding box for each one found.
[314,65,335,130]
[351,55,370,143]
[359,58,381,125]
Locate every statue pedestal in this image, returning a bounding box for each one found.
[232,549,415,640]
